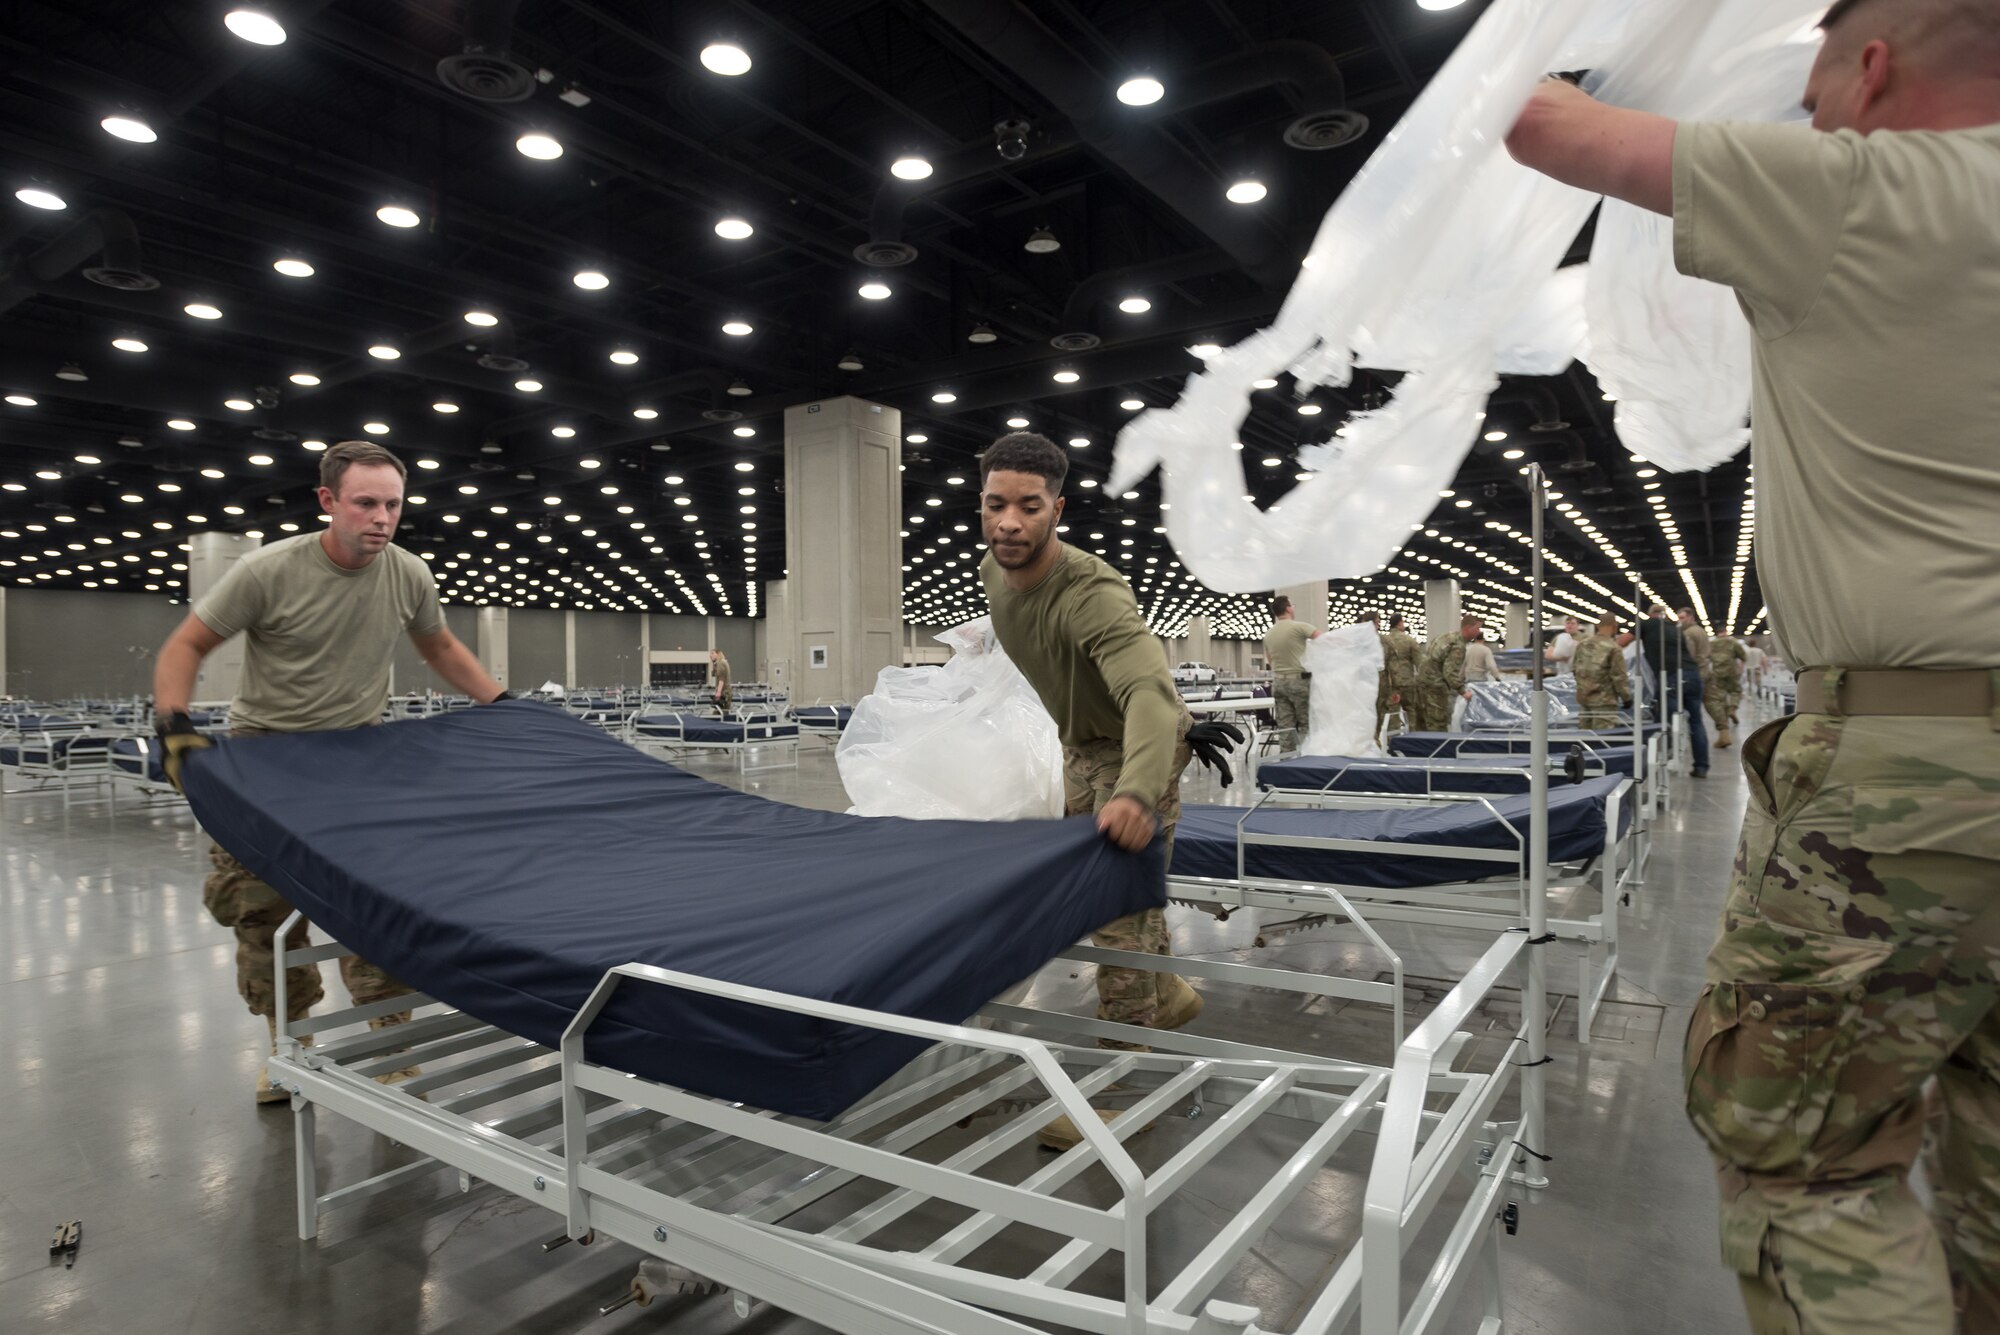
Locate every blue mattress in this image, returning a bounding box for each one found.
[1258,752,1618,794]
[1173,775,1630,889]
[111,737,168,782]
[792,706,853,730]
[180,703,1161,1121]
[634,713,798,743]
[1390,731,1653,768]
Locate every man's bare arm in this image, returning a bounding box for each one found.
[410,627,506,703]
[154,613,226,715]
[1506,79,1678,217]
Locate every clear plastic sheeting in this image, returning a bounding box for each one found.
[1300,624,1385,758]
[1109,0,1826,592]
[835,618,1064,821]
[1462,679,1582,730]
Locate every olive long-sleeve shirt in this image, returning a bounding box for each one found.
[981,543,1184,808]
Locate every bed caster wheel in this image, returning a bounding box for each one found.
[1253,935,1268,948]
[1621,892,1632,906]
[1501,1201,1520,1236]
[1185,1103,1203,1120]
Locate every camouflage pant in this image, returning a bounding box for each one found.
[1717,674,1743,721]
[1704,672,1732,734]
[204,844,411,1021]
[1414,685,1455,734]
[1684,712,2000,1333]
[717,688,732,713]
[1575,694,1625,731]
[1271,675,1310,750]
[1064,718,1193,1039]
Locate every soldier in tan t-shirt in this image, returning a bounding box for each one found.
[1262,596,1318,751]
[1508,5,2000,1328]
[152,442,507,1104]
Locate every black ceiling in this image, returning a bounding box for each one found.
[0,0,1762,638]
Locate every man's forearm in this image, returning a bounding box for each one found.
[426,642,504,702]
[1506,79,1677,216]
[153,640,204,715]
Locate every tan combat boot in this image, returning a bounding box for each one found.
[1154,973,1204,1031]
[258,1014,313,1106]
[1716,728,1735,749]
[368,1011,422,1087]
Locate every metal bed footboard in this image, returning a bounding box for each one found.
[267,915,1536,1334]
[629,712,801,772]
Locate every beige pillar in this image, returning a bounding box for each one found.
[1279,581,1329,634]
[1424,579,1461,642]
[783,397,902,703]
[1186,614,1212,665]
[187,531,261,702]
[763,579,791,696]
[1505,601,1531,650]
[476,606,509,686]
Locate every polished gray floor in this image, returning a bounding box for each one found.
[1,715,1763,1334]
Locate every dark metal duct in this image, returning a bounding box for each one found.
[1137,41,1366,150]
[1048,251,1239,350]
[1487,384,1571,432]
[0,207,158,315]
[920,0,1300,289]
[854,126,1078,268]
[437,0,536,103]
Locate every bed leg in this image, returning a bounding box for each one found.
[293,1097,319,1240]
[1577,954,1593,1046]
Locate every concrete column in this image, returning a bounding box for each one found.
[1424,578,1461,642]
[639,612,651,687]
[1186,614,1212,666]
[563,612,577,690]
[476,606,509,686]
[1279,581,1329,634]
[783,396,901,704]
[763,579,791,695]
[187,531,261,702]
[1505,601,1531,650]
[0,587,7,696]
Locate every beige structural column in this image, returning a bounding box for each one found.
[1279,580,1329,633]
[783,396,902,704]
[187,531,262,702]
[1504,602,1531,648]
[0,587,7,696]
[563,611,577,690]
[1186,614,1212,666]
[476,606,509,687]
[763,579,791,695]
[1424,579,1461,640]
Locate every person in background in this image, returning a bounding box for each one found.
[1463,629,1502,685]
[1571,616,1631,730]
[709,647,732,714]
[1508,1,2000,1326]
[152,441,507,1103]
[1381,613,1423,733]
[1638,604,1710,777]
[1415,615,1481,731]
[1680,607,1731,748]
[1710,633,1747,729]
[1547,615,1582,674]
[1263,595,1320,752]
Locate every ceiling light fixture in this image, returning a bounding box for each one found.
[1005,415,1030,429]
[1188,342,1221,359]
[223,398,254,411]
[5,394,37,407]
[1225,179,1267,204]
[1117,76,1165,106]
[726,379,752,397]
[700,43,752,76]
[288,372,320,386]
[463,309,499,327]
[721,320,753,336]
[1022,227,1061,254]
[1120,398,1145,411]
[857,279,892,300]
[223,9,286,44]
[550,425,576,438]
[376,204,421,228]
[714,217,754,240]
[101,115,157,143]
[184,302,222,320]
[732,425,756,438]
[112,337,148,353]
[166,418,195,430]
[608,348,639,365]
[836,349,864,371]
[272,257,314,277]
[890,156,933,180]
[367,344,401,360]
[432,400,460,414]
[966,323,998,344]
[362,421,390,435]
[1117,295,1152,314]
[572,269,609,290]
[515,132,563,160]
[931,390,957,404]
[1051,369,1080,384]
[515,378,543,392]
[631,406,658,419]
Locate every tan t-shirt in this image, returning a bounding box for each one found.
[1673,120,2000,670]
[194,533,447,732]
[1265,619,1314,675]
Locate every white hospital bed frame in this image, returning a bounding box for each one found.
[627,710,802,773]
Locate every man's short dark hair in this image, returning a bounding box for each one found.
[320,441,407,495]
[1390,614,1406,630]
[978,432,1068,493]
[1269,595,1293,619]
[1460,614,1481,629]
[1361,611,1380,626]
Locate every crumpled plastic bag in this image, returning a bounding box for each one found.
[1300,624,1385,758]
[1108,0,1825,592]
[1463,679,1582,729]
[836,618,1064,820]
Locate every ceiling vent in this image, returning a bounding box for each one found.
[438,51,536,102]
[702,407,745,423]
[1284,109,1369,150]
[1049,331,1101,352]
[477,352,530,372]
[853,240,918,268]
[83,262,158,291]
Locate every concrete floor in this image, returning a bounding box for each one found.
[0,711,1763,1335]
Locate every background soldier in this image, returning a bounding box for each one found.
[1415,615,1481,732]
[1710,634,1747,735]
[710,647,732,713]
[1571,615,1631,730]
[1263,595,1319,751]
[1381,614,1422,732]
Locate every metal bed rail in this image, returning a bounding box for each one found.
[627,709,802,772]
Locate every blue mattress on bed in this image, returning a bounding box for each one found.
[792,706,853,730]
[1172,775,1631,888]
[1389,732,1651,770]
[180,702,1161,1121]
[1257,752,1619,794]
[634,713,798,743]
[111,737,168,782]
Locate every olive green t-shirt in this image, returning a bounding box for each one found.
[712,655,732,689]
[1264,619,1314,675]
[981,543,1184,808]
[1673,120,2000,669]
[194,533,446,732]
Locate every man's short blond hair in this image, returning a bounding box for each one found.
[1821,0,2000,73]
[319,441,407,495]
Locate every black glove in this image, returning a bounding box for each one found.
[154,711,213,793]
[1185,720,1248,787]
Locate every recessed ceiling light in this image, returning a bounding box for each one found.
[74,453,101,464]
[966,323,998,344]
[721,320,753,336]
[1120,398,1145,411]
[301,439,327,451]
[1051,369,1080,384]
[714,217,754,240]
[1117,76,1164,106]
[733,462,754,472]
[376,204,421,228]
[367,344,401,360]
[700,43,751,76]
[631,406,658,420]
[515,132,563,160]
[1005,415,1030,429]
[578,458,602,470]
[890,156,933,180]
[200,468,225,479]
[248,453,274,466]
[1296,403,1323,416]
[1117,295,1152,314]
[1188,342,1221,359]
[608,348,639,365]
[101,115,157,143]
[463,309,499,327]
[111,337,148,353]
[1483,430,1507,441]
[223,9,286,44]
[432,400,459,414]
[1252,377,1279,389]
[930,391,958,405]
[288,372,320,386]
[550,425,576,439]
[272,257,314,277]
[572,270,609,290]
[14,186,66,210]
[362,421,390,435]
[515,378,543,392]
[167,418,196,430]
[1502,448,1524,460]
[1225,179,1267,205]
[858,279,892,300]
[184,302,222,320]
[223,398,254,411]
[732,425,756,438]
